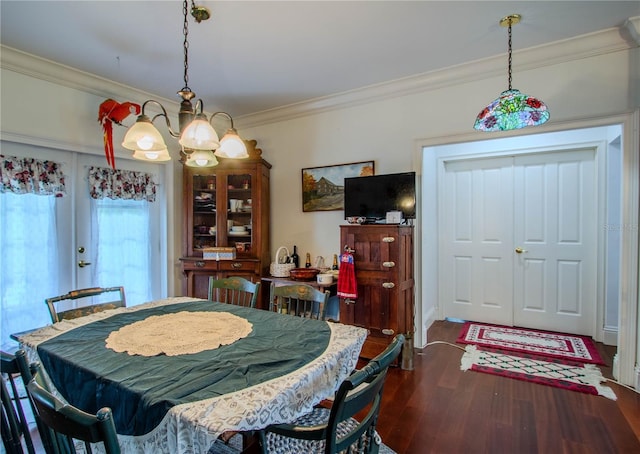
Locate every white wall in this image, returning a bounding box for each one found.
[238,44,638,349]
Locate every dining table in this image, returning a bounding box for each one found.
[17,296,368,453]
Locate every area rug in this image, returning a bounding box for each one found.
[460,345,616,400]
[457,322,605,365]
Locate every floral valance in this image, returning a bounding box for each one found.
[0,154,67,196]
[88,166,156,202]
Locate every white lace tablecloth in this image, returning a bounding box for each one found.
[19,297,368,454]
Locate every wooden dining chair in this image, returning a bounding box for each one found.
[208,277,260,308]
[45,287,126,323]
[259,334,405,454]
[268,283,330,320]
[26,362,121,454]
[1,350,36,454]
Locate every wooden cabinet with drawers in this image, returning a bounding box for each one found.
[339,224,414,367]
[180,140,271,299]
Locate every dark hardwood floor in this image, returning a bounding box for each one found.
[375,320,640,454]
[12,320,640,453]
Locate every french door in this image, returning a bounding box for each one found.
[440,148,597,335]
[0,143,166,348]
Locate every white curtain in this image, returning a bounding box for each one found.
[0,192,59,349]
[90,197,153,306]
[87,166,156,306]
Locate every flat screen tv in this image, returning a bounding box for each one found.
[344,172,416,222]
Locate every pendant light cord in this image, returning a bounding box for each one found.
[507,19,512,91]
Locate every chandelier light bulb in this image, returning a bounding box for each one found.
[179,117,220,150]
[137,136,155,151]
[216,129,249,158]
[132,147,171,162]
[185,149,218,167]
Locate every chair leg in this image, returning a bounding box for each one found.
[5,374,35,454]
[2,378,24,454]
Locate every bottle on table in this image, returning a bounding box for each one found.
[291,245,300,268]
[332,254,339,270]
[305,253,311,268]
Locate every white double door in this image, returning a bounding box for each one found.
[440,148,597,336]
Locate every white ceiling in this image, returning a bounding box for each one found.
[1,1,639,118]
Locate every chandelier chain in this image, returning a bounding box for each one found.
[182,0,190,91]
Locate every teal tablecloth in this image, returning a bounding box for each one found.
[37,300,331,436]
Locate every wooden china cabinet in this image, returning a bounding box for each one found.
[339,224,415,368]
[180,140,271,299]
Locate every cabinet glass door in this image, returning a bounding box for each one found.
[226,173,252,255]
[192,175,217,251]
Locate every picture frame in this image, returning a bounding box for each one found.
[302,161,374,212]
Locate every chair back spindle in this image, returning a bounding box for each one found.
[208,277,260,308]
[268,283,330,320]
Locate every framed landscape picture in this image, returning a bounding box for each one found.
[302,161,374,212]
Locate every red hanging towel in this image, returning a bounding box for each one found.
[337,251,357,299]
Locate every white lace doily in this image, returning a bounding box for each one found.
[105,311,253,356]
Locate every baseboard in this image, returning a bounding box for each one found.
[602,327,618,346]
[419,306,437,348]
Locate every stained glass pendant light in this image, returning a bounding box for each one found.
[474,14,549,132]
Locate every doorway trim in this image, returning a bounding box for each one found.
[416,111,639,387]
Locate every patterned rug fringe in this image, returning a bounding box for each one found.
[460,345,482,371]
[460,345,616,400]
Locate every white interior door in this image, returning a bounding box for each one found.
[440,148,597,335]
[440,156,514,326]
[513,149,596,335]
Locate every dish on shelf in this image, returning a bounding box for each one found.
[228,231,250,236]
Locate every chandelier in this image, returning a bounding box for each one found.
[122,0,248,167]
[474,14,550,132]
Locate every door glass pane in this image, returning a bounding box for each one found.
[90,197,152,306]
[0,193,59,348]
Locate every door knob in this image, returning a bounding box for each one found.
[515,247,528,254]
[78,260,91,268]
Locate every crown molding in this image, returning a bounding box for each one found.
[2,17,638,130]
[0,45,180,117]
[237,18,639,128]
